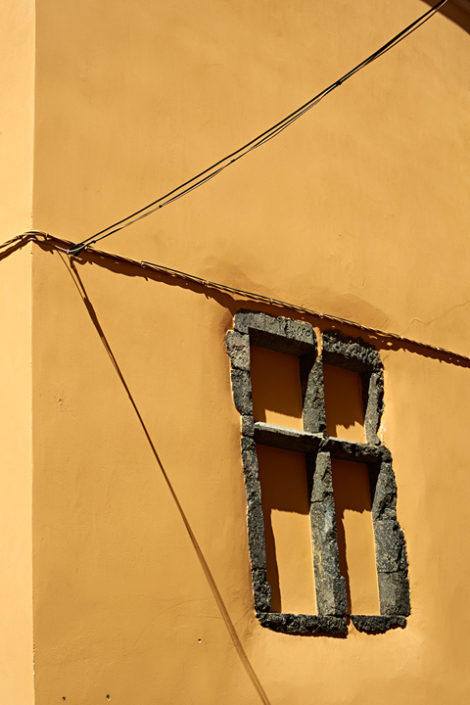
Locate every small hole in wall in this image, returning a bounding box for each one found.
[106,696,110,700]
[197,637,202,643]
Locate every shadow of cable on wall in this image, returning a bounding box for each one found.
[3,234,470,371]
[58,253,272,705]
[422,0,470,34]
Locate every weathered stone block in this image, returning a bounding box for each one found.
[311,499,338,548]
[365,369,384,444]
[225,329,250,370]
[374,520,408,572]
[311,451,334,502]
[284,318,315,346]
[321,436,383,462]
[230,368,252,415]
[257,612,347,636]
[322,331,382,372]
[251,567,271,613]
[351,615,406,634]
[314,571,348,616]
[234,310,285,337]
[378,571,411,616]
[241,414,254,438]
[301,357,326,433]
[372,463,397,520]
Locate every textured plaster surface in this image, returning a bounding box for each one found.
[30,244,470,704]
[0,0,34,238]
[0,246,34,703]
[23,0,470,700]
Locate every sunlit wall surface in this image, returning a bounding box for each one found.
[1,1,470,703]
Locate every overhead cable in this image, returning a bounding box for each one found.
[68,0,448,255]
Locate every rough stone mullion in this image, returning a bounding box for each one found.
[371,454,411,620]
[241,436,271,613]
[310,451,347,616]
[301,355,326,434]
[377,571,411,617]
[365,369,384,444]
[372,460,397,520]
[374,519,408,573]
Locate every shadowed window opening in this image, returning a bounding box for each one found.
[323,364,365,442]
[251,346,303,430]
[332,459,380,615]
[257,445,316,615]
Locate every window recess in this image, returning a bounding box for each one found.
[226,311,410,636]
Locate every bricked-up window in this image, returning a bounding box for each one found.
[226,312,410,636]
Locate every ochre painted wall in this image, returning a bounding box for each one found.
[1,0,470,703]
[0,0,35,238]
[0,246,34,703]
[32,0,470,352]
[30,243,470,705]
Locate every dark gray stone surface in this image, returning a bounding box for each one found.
[258,612,348,636]
[251,567,271,614]
[225,330,250,371]
[230,368,252,415]
[311,499,348,615]
[284,317,316,346]
[301,356,326,433]
[321,436,385,463]
[310,452,348,616]
[240,435,271,613]
[365,369,385,444]
[310,451,334,503]
[234,310,316,355]
[234,311,286,336]
[371,461,397,520]
[351,615,407,634]
[254,422,322,453]
[374,520,408,572]
[241,414,255,438]
[322,330,382,373]
[378,571,411,616]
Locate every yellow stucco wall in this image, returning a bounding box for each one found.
[0,0,35,238]
[2,0,470,703]
[32,0,470,353]
[0,245,34,704]
[30,243,470,705]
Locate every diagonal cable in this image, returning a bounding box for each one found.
[68,0,448,255]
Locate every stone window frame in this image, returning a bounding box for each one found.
[226,311,410,636]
